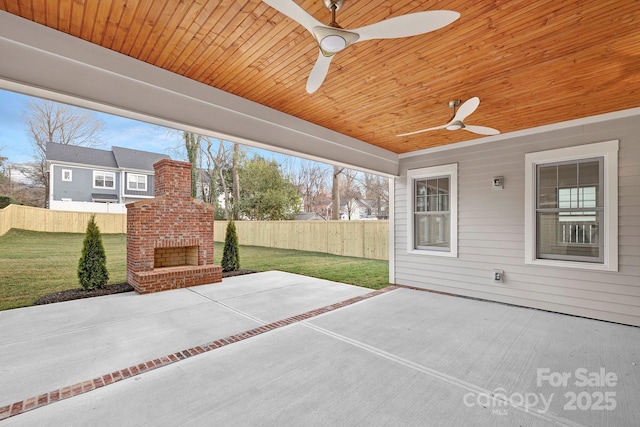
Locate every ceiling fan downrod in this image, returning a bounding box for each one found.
[446,99,462,128]
[323,0,345,27]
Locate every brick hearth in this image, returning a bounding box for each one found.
[126,159,222,294]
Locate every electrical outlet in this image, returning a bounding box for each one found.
[493,269,504,282]
[492,176,504,190]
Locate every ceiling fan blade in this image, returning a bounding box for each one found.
[262,0,322,33]
[354,10,459,43]
[306,51,334,93]
[453,97,480,122]
[397,125,446,137]
[463,124,501,135]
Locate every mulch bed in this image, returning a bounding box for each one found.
[33,270,257,306]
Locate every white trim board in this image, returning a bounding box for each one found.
[524,140,619,272]
[406,164,458,258]
[399,107,640,159]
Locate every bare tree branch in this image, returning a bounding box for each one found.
[24,99,104,206]
[293,159,330,213]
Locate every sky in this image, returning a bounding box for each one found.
[0,88,299,168]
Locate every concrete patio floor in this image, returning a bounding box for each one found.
[1,271,638,426]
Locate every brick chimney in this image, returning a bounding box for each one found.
[153,159,191,198]
[126,159,222,294]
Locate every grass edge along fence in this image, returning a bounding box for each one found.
[0,205,389,260]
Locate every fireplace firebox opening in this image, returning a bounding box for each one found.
[154,246,199,268]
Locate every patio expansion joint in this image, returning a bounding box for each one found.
[185,287,268,325]
[302,322,586,427]
[0,285,398,422]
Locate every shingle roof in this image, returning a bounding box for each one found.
[112,146,170,171]
[45,143,170,172]
[295,212,326,221]
[45,142,117,168]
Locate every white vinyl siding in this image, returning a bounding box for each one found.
[395,116,639,326]
[93,171,115,189]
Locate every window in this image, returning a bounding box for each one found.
[127,174,147,191]
[407,164,458,257]
[62,169,72,182]
[93,171,115,189]
[525,141,618,271]
[537,159,602,261]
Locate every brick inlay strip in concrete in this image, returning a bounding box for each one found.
[0,286,397,421]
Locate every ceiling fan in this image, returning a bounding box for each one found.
[263,0,459,93]
[398,97,500,137]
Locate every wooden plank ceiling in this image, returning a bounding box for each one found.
[1,0,638,154]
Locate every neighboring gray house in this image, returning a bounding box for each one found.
[326,198,387,220]
[45,142,169,213]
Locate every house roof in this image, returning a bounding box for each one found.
[1,1,637,158]
[112,146,170,171]
[295,212,326,221]
[45,143,117,169]
[46,142,169,172]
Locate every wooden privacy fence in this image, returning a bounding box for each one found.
[0,204,127,236]
[214,220,388,260]
[0,205,389,260]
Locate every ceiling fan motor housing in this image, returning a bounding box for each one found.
[313,26,359,55]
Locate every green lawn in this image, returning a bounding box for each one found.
[0,229,389,311]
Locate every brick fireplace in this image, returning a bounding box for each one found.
[126,159,222,294]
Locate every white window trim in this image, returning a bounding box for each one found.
[407,163,458,257]
[524,140,618,271]
[127,173,147,191]
[93,170,116,189]
[62,169,72,181]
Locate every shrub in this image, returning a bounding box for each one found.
[221,220,240,272]
[0,195,22,209]
[78,215,109,290]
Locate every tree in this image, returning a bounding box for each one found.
[238,156,300,220]
[202,138,234,219]
[25,99,104,206]
[78,215,109,290]
[293,159,330,213]
[232,142,241,220]
[331,165,342,220]
[340,169,363,219]
[221,220,240,272]
[183,131,201,198]
[363,173,389,217]
[0,154,8,192]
